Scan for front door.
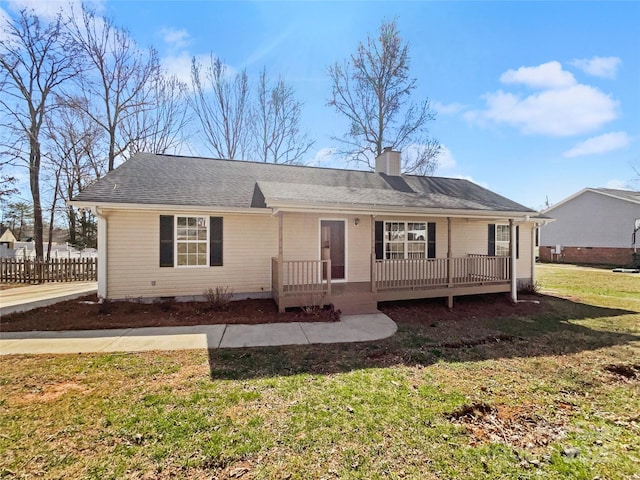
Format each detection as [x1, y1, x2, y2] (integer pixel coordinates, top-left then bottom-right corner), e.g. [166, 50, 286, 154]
[321, 220, 345, 280]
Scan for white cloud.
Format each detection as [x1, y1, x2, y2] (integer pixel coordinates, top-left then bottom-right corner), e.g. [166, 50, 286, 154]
[468, 61, 619, 137]
[159, 27, 190, 51]
[500, 61, 576, 90]
[435, 145, 456, 171]
[161, 51, 194, 84]
[571, 56, 621, 79]
[307, 147, 341, 168]
[432, 101, 466, 116]
[604, 179, 631, 190]
[0, 7, 11, 40]
[563, 131, 632, 158]
[6, 0, 105, 20]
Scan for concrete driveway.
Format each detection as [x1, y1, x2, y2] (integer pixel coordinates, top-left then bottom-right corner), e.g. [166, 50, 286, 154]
[0, 281, 97, 316]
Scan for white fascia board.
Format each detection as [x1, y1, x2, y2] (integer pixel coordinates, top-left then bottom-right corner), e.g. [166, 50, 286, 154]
[268, 201, 537, 220]
[67, 200, 272, 216]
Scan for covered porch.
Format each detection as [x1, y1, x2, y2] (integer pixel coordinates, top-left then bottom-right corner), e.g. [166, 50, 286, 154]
[270, 211, 525, 313]
[271, 254, 512, 313]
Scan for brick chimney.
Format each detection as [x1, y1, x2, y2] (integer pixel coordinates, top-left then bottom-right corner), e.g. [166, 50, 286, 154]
[375, 147, 401, 176]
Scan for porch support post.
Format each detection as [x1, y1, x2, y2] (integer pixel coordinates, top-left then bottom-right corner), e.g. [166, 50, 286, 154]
[447, 216, 453, 308]
[277, 212, 284, 312]
[96, 210, 107, 299]
[510, 218, 517, 303]
[278, 212, 283, 261]
[531, 224, 537, 286]
[371, 215, 377, 293]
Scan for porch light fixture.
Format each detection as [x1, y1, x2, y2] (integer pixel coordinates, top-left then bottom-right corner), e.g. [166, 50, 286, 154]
[354, 218, 360, 226]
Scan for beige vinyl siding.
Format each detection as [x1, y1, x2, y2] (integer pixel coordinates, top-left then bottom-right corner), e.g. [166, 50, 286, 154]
[105, 210, 277, 299]
[379, 217, 534, 280]
[281, 212, 371, 283]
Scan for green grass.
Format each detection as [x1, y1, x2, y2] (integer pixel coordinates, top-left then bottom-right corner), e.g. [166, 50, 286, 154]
[1, 264, 639, 479]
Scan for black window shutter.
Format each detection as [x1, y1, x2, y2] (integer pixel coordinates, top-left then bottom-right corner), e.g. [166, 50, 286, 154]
[210, 216, 223, 266]
[488, 224, 496, 256]
[159, 215, 174, 267]
[516, 225, 520, 259]
[427, 222, 436, 258]
[374, 221, 384, 260]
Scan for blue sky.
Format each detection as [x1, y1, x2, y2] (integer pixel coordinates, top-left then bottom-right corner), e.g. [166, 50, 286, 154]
[2, 0, 639, 210]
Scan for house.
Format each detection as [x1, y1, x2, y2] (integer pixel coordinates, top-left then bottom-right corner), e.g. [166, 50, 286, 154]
[0, 225, 17, 249]
[70, 150, 547, 313]
[540, 188, 640, 266]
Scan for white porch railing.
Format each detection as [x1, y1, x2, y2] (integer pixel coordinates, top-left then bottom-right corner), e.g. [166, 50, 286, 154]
[374, 255, 510, 290]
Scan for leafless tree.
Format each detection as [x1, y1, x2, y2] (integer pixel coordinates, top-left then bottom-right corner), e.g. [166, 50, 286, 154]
[0, 9, 81, 258]
[45, 99, 105, 249]
[251, 69, 314, 164]
[189, 55, 250, 159]
[328, 19, 440, 174]
[69, 5, 159, 171]
[125, 74, 191, 156]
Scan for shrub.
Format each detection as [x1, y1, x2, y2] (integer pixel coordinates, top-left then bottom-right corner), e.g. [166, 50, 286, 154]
[518, 282, 540, 295]
[155, 296, 176, 312]
[203, 286, 234, 311]
[97, 299, 112, 315]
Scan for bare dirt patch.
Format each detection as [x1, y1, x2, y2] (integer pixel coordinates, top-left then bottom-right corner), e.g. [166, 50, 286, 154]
[604, 363, 640, 381]
[0, 295, 339, 332]
[18, 381, 90, 404]
[446, 401, 569, 450]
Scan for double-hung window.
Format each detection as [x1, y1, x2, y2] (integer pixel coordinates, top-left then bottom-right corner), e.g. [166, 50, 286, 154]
[377, 221, 436, 259]
[488, 223, 519, 258]
[495, 224, 510, 257]
[160, 215, 223, 267]
[176, 216, 208, 266]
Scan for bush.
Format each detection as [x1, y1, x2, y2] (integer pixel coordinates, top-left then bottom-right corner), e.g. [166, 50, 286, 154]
[155, 296, 176, 312]
[518, 282, 540, 295]
[203, 286, 234, 311]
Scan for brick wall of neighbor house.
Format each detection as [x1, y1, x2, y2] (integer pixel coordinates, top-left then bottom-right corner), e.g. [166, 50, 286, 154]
[105, 209, 278, 299]
[539, 246, 634, 266]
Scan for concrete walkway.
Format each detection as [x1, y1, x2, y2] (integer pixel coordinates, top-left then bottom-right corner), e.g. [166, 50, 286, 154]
[0, 282, 98, 316]
[0, 313, 397, 355]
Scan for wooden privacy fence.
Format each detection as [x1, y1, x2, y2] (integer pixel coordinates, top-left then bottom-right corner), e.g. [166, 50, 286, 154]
[0, 258, 98, 283]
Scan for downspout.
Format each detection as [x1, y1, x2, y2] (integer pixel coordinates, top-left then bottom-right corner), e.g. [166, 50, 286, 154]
[531, 224, 537, 286]
[94, 207, 108, 300]
[510, 219, 517, 303]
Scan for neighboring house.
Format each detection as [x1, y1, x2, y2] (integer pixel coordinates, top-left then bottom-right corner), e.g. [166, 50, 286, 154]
[70, 150, 547, 313]
[540, 188, 640, 266]
[0, 238, 98, 260]
[0, 226, 17, 249]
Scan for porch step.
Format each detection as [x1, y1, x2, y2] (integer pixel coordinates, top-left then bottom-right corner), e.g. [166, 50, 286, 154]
[331, 292, 379, 315]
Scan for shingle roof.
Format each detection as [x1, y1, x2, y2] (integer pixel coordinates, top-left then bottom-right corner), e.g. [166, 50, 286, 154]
[73, 153, 537, 214]
[591, 188, 640, 204]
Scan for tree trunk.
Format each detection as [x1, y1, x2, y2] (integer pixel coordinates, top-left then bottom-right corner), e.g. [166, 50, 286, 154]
[30, 140, 44, 260]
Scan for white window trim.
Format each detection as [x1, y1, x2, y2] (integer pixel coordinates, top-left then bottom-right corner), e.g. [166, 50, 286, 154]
[175, 215, 210, 268]
[495, 224, 510, 257]
[383, 221, 430, 260]
[318, 218, 348, 283]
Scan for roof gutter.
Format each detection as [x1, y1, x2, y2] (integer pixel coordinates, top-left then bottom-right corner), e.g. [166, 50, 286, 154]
[268, 202, 543, 221]
[68, 200, 273, 215]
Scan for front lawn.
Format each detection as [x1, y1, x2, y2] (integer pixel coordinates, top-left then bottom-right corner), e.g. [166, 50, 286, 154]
[1, 264, 638, 479]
